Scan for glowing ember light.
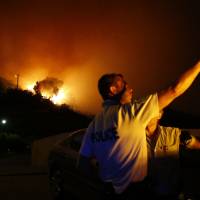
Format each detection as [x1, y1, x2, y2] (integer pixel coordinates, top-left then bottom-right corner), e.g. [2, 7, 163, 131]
[24, 81, 70, 105]
[41, 92, 50, 99]
[26, 84, 35, 92]
[50, 88, 66, 104]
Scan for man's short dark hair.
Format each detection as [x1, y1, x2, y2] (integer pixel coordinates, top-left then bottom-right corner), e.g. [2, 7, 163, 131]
[98, 73, 123, 100]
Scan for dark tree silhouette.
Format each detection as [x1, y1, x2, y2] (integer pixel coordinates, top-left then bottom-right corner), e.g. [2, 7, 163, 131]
[0, 88, 91, 141]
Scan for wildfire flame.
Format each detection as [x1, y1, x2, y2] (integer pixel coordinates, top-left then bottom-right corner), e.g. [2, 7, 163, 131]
[50, 88, 66, 104]
[26, 84, 35, 92]
[24, 81, 70, 105]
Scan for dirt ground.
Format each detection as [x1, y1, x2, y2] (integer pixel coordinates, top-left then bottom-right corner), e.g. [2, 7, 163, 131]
[0, 153, 52, 200]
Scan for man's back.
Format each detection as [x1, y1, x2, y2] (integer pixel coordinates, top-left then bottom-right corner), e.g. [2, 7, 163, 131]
[80, 94, 159, 194]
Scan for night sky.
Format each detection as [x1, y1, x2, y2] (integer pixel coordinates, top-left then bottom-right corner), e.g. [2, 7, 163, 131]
[0, 0, 199, 115]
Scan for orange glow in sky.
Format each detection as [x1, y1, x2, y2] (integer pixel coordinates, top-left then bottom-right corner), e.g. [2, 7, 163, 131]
[26, 83, 35, 92]
[0, 1, 199, 115]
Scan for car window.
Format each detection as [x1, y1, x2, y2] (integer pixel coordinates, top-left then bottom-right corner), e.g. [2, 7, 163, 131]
[70, 130, 85, 152]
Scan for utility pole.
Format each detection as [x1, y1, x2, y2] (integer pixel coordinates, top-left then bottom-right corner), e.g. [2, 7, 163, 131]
[15, 74, 20, 89]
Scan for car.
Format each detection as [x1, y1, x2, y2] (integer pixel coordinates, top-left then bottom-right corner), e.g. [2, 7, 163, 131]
[48, 128, 200, 200]
[48, 129, 113, 200]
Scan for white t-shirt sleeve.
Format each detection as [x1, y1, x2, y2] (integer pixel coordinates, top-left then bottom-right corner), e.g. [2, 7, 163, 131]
[136, 93, 159, 127]
[79, 121, 94, 157]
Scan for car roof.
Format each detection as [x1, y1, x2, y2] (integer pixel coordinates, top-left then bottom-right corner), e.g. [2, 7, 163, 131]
[54, 128, 86, 147]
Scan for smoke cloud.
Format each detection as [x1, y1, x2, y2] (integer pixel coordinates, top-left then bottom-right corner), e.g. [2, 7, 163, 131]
[33, 77, 63, 97]
[0, 77, 15, 92]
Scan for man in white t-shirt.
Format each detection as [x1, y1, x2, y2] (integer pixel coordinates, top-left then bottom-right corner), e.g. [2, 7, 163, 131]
[77, 61, 200, 199]
[146, 111, 200, 200]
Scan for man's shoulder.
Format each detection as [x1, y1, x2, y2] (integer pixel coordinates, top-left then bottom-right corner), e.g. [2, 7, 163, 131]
[133, 94, 150, 104]
[157, 126, 181, 146]
[158, 126, 181, 137]
[159, 126, 180, 131]
[132, 93, 158, 113]
[180, 130, 192, 146]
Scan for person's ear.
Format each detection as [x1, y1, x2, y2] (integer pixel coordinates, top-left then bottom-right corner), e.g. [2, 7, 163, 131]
[109, 85, 117, 96]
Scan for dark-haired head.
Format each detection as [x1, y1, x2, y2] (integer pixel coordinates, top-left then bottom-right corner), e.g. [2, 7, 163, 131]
[98, 73, 124, 101]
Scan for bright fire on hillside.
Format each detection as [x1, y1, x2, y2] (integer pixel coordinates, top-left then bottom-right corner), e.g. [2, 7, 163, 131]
[24, 78, 70, 105]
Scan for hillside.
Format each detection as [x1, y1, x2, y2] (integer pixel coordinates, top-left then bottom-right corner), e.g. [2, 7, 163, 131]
[0, 88, 91, 139]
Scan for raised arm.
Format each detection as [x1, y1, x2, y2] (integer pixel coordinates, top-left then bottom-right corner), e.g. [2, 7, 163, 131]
[180, 130, 200, 149]
[187, 136, 200, 149]
[158, 61, 200, 110]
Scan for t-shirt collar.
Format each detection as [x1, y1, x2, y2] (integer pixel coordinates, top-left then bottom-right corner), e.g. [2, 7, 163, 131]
[102, 99, 119, 107]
